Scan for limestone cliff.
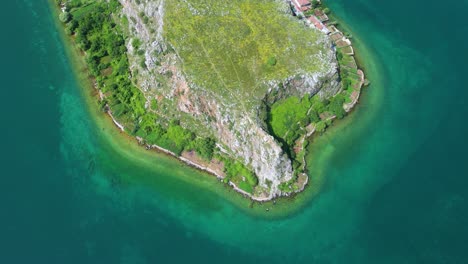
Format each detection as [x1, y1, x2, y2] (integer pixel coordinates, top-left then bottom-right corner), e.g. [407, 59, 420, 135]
[118, 0, 340, 199]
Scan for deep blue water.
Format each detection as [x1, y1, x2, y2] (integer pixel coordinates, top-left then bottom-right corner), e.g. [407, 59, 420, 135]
[0, 0, 467, 263]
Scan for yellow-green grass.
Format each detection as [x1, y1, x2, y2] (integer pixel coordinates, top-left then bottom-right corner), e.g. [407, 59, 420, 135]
[68, 0, 97, 19]
[164, 0, 329, 110]
[270, 96, 313, 139]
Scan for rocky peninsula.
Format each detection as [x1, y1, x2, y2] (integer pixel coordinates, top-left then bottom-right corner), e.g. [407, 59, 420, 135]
[54, 0, 367, 201]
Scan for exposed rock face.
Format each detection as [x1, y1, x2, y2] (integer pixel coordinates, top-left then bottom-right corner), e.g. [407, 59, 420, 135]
[118, 0, 340, 199]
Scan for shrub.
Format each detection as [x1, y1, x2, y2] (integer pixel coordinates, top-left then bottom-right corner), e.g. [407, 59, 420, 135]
[267, 56, 277, 67]
[309, 110, 320, 123]
[132, 38, 141, 50]
[315, 121, 327, 133]
[59, 12, 71, 23]
[189, 137, 216, 160]
[342, 78, 351, 90]
[328, 95, 346, 119]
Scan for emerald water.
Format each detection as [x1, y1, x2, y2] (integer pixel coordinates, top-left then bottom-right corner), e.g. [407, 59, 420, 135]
[1, 0, 467, 263]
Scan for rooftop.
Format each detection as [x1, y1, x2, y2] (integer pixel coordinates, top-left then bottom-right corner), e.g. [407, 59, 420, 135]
[292, 0, 311, 12]
[296, 0, 311, 6]
[308, 15, 330, 34]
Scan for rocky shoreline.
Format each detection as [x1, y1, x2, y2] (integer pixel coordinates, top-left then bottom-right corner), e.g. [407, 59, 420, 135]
[56, 0, 367, 202]
[104, 109, 272, 201]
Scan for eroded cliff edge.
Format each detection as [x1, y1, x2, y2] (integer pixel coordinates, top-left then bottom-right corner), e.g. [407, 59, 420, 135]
[119, 0, 340, 199]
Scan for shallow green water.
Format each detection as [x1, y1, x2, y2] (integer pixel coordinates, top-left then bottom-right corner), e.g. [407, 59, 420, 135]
[1, 0, 467, 263]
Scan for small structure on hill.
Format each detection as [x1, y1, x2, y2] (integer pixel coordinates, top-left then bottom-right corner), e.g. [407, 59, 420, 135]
[308, 15, 330, 34]
[314, 9, 329, 22]
[292, 0, 312, 13]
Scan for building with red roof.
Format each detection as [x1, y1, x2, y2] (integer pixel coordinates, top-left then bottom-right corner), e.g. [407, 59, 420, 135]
[292, 0, 312, 12]
[308, 15, 330, 34]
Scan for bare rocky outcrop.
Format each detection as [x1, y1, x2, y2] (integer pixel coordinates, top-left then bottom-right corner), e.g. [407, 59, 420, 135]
[118, 0, 341, 199]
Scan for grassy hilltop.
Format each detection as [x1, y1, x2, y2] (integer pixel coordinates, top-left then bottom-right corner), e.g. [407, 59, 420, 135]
[164, 0, 329, 108]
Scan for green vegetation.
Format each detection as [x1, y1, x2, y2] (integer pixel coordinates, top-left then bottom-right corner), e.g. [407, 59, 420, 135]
[59, 11, 71, 23]
[150, 99, 158, 110]
[269, 93, 346, 147]
[278, 174, 299, 192]
[267, 91, 348, 179]
[57, 0, 361, 197]
[269, 96, 314, 145]
[187, 138, 216, 160]
[60, 0, 217, 159]
[222, 159, 258, 194]
[328, 93, 346, 119]
[311, 0, 321, 8]
[264, 0, 367, 192]
[336, 49, 363, 107]
[164, 0, 328, 108]
[315, 121, 327, 133]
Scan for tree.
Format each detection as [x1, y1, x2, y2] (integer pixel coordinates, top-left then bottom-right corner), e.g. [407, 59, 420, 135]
[65, 19, 78, 35]
[315, 121, 327, 133]
[312, 99, 327, 113]
[132, 38, 141, 50]
[267, 56, 277, 67]
[336, 51, 344, 61]
[309, 110, 320, 123]
[145, 124, 166, 144]
[59, 11, 71, 23]
[192, 138, 216, 160]
[311, 0, 321, 8]
[167, 124, 194, 149]
[328, 95, 346, 119]
[342, 78, 351, 90]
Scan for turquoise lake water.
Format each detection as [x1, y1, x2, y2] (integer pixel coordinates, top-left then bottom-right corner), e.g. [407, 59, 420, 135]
[1, 0, 467, 263]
